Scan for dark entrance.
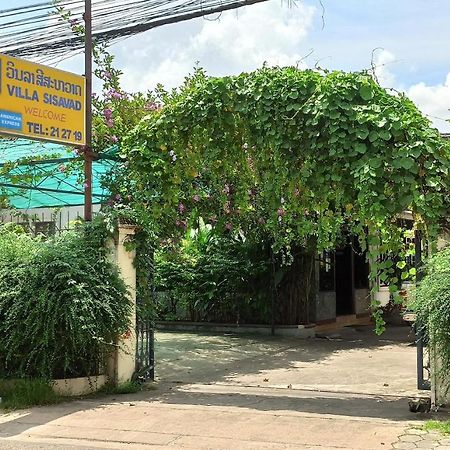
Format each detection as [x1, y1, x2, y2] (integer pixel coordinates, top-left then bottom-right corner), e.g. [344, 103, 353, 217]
[335, 244, 354, 315]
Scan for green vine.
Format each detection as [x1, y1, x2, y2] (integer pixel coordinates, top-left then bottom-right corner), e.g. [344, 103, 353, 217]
[121, 66, 450, 332]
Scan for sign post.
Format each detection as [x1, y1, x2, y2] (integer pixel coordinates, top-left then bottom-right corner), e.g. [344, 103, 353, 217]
[84, 0, 93, 221]
[0, 1, 94, 221]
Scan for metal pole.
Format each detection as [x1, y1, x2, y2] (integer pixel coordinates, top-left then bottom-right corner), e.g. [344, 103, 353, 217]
[414, 230, 428, 390]
[271, 248, 276, 336]
[83, 0, 93, 221]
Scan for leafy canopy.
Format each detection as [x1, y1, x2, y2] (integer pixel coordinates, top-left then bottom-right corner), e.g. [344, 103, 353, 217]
[123, 67, 448, 242]
[121, 66, 450, 330]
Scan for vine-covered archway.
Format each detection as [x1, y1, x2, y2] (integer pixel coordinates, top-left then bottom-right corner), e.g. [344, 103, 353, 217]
[122, 67, 450, 330]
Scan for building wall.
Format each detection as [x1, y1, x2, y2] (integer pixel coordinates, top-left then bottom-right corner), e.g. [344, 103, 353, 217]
[355, 288, 370, 316]
[315, 291, 336, 322]
[0, 205, 101, 233]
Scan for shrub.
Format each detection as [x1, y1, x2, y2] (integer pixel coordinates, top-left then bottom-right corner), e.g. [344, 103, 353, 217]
[101, 380, 142, 395]
[155, 226, 272, 323]
[0, 221, 132, 379]
[410, 247, 450, 378]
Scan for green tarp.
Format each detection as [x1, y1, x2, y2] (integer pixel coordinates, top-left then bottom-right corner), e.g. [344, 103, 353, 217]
[0, 138, 116, 209]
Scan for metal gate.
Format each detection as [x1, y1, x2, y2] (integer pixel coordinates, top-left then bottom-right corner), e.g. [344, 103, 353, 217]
[416, 327, 430, 390]
[134, 317, 155, 381]
[404, 311, 430, 390]
[414, 230, 430, 390]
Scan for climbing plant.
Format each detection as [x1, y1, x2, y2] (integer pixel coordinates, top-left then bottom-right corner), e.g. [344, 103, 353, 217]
[121, 66, 450, 332]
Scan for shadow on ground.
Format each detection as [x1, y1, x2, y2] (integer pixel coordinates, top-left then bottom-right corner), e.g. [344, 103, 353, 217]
[155, 325, 418, 396]
[0, 325, 425, 443]
[153, 385, 425, 422]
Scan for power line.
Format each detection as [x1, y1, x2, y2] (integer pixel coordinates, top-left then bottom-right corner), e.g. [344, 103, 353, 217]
[0, 0, 269, 61]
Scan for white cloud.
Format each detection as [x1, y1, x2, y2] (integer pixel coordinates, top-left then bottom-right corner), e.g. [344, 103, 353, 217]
[371, 49, 450, 132]
[116, 1, 316, 92]
[372, 49, 397, 88]
[191, 2, 314, 70]
[407, 73, 450, 133]
[55, 1, 449, 134]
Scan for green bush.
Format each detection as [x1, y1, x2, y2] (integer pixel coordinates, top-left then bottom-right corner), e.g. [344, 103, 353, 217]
[101, 380, 142, 395]
[0, 221, 132, 379]
[410, 247, 450, 378]
[155, 226, 272, 323]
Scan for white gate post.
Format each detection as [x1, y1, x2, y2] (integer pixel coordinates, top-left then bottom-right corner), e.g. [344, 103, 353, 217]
[107, 224, 137, 384]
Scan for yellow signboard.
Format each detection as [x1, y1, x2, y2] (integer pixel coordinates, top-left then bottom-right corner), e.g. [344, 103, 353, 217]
[0, 53, 86, 146]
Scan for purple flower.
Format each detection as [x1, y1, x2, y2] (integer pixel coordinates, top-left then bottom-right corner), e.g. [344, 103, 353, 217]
[104, 71, 112, 80]
[115, 193, 122, 201]
[277, 208, 285, 217]
[83, 182, 89, 189]
[193, 194, 200, 202]
[106, 88, 124, 100]
[106, 119, 114, 128]
[69, 18, 78, 26]
[103, 108, 113, 119]
[145, 101, 159, 111]
[178, 202, 185, 214]
[110, 135, 118, 143]
[225, 222, 233, 231]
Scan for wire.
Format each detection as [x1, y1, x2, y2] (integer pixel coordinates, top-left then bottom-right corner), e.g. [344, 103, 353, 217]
[0, 0, 269, 61]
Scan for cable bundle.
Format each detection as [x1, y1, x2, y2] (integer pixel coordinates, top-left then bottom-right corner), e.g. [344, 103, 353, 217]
[0, 0, 267, 64]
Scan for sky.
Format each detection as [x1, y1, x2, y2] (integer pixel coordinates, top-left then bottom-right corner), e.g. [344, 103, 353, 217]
[6, 0, 450, 132]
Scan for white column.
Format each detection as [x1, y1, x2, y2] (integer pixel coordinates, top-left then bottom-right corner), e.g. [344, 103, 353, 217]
[107, 224, 137, 384]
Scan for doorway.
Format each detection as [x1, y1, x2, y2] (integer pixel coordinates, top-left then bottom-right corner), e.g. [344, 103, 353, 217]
[335, 244, 354, 315]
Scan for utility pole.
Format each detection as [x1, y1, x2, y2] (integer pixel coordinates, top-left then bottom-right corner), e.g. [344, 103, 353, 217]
[83, 0, 93, 221]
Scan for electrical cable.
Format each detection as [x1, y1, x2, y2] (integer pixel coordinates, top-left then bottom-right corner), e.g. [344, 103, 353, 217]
[0, 0, 269, 60]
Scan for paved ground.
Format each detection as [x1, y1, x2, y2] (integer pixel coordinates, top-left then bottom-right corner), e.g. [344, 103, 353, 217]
[0, 326, 448, 449]
[155, 326, 420, 396]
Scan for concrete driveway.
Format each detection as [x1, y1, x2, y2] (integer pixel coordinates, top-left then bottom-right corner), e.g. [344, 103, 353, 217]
[155, 325, 419, 397]
[1, 325, 444, 450]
